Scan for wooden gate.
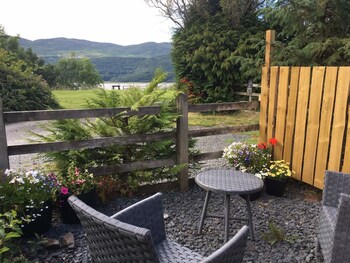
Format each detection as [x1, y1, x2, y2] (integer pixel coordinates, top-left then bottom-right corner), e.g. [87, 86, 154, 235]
[259, 66, 350, 189]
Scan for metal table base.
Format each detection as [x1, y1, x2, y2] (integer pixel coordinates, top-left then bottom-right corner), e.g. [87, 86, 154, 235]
[198, 191, 255, 243]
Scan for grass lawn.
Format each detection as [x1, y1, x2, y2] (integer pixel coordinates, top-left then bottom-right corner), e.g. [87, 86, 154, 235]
[53, 90, 260, 132]
[52, 89, 102, 109]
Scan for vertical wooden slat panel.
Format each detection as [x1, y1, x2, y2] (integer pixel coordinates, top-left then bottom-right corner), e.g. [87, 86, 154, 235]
[314, 67, 338, 189]
[292, 67, 311, 180]
[267, 67, 279, 142]
[342, 104, 350, 173]
[302, 67, 326, 185]
[274, 67, 289, 160]
[283, 67, 300, 165]
[328, 67, 350, 171]
[259, 67, 269, 143]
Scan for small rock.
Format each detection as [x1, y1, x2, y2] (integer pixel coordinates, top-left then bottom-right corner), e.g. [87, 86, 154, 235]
[163, 213, 169, 220]
[62, 232, 75, 247]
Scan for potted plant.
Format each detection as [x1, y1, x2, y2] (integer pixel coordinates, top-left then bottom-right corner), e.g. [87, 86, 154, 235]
[56, 163, 97, 224]
[222, 138, 277, 200]
[0, 169, 58, 237]
[262, 160, 294, 197]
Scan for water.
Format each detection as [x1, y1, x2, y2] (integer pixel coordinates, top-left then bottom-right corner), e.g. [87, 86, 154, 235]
[100, 82, 174, 90]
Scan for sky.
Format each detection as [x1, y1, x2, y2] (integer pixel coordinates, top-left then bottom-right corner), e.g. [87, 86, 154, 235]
[0, 0, 174, 45]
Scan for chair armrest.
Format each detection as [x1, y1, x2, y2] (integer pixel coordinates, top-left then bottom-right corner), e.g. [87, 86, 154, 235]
[201, 225, 249, 263]
[111, 192, 166, 245]
[329, 193, 350, 262]
[323, 171, 350, 207]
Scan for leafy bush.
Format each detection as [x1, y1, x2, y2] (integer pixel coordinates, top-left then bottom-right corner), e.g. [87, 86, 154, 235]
[0, 210, 23, 262]
[0, 49, 60, 111]
[34, 70, 188, 197]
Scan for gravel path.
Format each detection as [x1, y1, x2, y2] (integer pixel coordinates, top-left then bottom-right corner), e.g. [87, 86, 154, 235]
[8, 122, 324, 262]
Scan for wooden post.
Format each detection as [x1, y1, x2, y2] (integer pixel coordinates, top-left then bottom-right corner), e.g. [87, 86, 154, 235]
[0, 99, 9, 173]
[176, 93, 189, 192]
[265, 30, 275, 68]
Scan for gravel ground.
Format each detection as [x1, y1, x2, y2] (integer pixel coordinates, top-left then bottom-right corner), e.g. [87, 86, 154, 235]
[8, 122, 324, 262]
[23, 178, 324, 263]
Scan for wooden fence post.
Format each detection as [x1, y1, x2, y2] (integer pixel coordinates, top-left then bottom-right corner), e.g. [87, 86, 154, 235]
[265, 30, 275, 68]
[0, 99, 9, 173]
[176, 93, 189, 192]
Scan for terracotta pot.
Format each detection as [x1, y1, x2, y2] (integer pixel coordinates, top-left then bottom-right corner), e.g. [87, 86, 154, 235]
[59, 188, 97, 224]
[265, 177, 287, 197]
[21, 199, 53, 238]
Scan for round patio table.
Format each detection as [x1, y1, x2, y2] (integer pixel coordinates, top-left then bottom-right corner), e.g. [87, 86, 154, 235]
[195, 169, 264, 242]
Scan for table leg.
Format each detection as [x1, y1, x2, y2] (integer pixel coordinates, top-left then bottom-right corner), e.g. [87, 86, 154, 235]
[198, 191, 211, 234]
[245, 195, 255, 240]
[224, 194, 230, 243]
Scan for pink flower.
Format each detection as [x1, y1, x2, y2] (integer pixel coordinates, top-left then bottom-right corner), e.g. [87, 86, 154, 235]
[61, 186, 69, 195]
[74, 167, 80, 176]
[76, 179, 86, 185]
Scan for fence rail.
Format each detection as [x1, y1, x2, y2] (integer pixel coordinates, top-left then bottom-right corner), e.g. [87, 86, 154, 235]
[1, 94, 259, 191]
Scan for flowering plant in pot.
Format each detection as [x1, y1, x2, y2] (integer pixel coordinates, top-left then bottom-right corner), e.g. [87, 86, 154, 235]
[261, 160, 294, 197]
[222, 138, 277, 175]
[56, 163, 97, 224]
[0, 169, 58, 237]
[222, 138, 277, 200]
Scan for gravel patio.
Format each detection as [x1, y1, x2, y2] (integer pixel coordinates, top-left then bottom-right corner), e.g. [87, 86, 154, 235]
[22, 174, 324, 263]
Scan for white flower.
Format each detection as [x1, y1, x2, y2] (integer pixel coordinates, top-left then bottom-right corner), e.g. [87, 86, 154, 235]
[4, 169, 13, 176]
[9, 176, 25, 184]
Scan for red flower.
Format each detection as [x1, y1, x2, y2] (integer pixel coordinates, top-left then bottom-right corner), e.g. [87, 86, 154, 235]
[257, 142, 267, 149]
[269, 138, 277, 145]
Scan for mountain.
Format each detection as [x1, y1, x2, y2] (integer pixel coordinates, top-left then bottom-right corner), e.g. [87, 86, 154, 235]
[18, 37, 174, 82]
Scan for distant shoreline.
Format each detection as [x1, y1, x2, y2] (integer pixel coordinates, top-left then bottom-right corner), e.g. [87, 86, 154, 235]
[100, 82, 174, 90]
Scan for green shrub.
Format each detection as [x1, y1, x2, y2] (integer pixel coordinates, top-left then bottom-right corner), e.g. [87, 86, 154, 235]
[34, 70, 192, 197]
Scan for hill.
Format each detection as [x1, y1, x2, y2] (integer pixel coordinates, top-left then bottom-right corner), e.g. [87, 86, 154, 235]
[18, 37, 174, 81]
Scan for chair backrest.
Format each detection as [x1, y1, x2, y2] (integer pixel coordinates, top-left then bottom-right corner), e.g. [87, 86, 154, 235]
[201, 225, 249, 263]
[323, 171, 350, 207]
[112, 192, 166, 245]
[68, 195, 160, 263]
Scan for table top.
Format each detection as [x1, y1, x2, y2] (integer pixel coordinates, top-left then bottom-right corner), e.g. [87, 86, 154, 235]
[195, 169, 264, 195]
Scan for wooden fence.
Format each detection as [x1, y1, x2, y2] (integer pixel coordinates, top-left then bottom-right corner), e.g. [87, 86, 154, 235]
[1, 94, 259, 192]
[259, 66, 350, 189]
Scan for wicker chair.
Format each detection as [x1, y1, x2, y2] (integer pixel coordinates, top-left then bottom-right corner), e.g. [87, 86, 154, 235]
[316, 171, 350, 263]
[68, 192, 249, 263]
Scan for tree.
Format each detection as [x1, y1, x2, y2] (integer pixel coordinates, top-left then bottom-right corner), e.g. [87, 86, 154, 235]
[0, 49, 60, 111]
[54, 55, 103, 89]
[0, 26, 59, 111]
[169, 0, 266, 102]
[262, 0, 350, 65]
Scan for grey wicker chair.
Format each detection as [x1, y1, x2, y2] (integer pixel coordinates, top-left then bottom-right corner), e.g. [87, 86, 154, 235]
[316, 171, 350, 263]
[68, 192, 249, 263]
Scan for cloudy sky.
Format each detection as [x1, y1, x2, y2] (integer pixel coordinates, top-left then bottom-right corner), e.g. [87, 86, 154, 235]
[0, 0, 174, 45]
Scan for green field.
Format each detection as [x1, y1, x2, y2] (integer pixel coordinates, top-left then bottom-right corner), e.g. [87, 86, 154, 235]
[53, 90, 260, 129]
[52, 89, 104, 109]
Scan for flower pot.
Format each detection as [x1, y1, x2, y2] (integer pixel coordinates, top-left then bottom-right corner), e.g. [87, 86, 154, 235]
[59, 188, 97, 224]
[21, 200, 53, 238]
[240, 189, 263, 201]
[265, 177, 287, 197]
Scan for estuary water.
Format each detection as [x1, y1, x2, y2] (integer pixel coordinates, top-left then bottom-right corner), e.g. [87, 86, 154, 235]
[100, 82, 174, 90]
